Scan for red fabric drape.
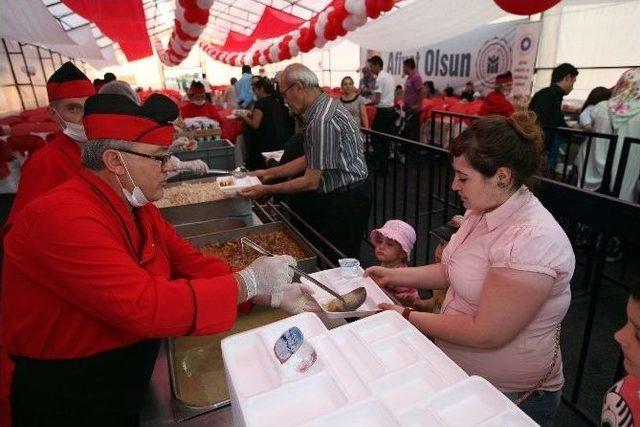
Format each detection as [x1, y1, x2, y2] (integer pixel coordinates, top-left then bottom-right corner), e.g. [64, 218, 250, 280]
[220, 6, 305, 52]
[62, 0, 152, 61]
[221, 31, 254, 52]
[251, 6, 304, 39]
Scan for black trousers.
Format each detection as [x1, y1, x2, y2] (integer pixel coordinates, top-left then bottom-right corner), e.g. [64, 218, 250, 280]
[400, 107, 421, 142]
[371, 108, 397, 173]
[290, 179, 371, 263]
[11, 340, 160, 427]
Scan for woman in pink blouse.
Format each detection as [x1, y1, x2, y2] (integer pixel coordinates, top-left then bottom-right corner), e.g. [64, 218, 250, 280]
[366, 111, 575, 426]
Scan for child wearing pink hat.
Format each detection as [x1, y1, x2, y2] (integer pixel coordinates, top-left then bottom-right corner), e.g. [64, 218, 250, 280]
[370, 220, 419, 302]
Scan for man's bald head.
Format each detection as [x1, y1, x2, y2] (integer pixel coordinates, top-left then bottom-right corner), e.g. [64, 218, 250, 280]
[280, 64, 320, 89]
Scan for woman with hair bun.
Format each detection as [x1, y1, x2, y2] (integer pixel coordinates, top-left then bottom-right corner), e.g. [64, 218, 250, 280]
[366, 111, 575, 426]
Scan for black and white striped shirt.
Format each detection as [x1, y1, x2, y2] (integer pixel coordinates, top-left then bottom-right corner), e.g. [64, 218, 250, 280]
[302, 93, 368, 194]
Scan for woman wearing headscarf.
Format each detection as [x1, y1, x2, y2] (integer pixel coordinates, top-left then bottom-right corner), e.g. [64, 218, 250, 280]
[578, 68, 640, 201]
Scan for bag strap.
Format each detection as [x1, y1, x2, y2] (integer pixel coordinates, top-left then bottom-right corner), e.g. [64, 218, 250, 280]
[515, 324, 561, 406]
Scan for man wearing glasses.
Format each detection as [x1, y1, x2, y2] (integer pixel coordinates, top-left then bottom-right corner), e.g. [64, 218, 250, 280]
[0, 93, 300, 425]
[240, 64, 371, 261]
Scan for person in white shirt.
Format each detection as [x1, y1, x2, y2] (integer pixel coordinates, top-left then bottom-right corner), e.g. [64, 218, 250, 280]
[578, 87, 612, 132]
[368, 55, 397, 175]
[223, 77, 238, 109]
[201, 73, 212, 103]
[575, 69, 640, 202]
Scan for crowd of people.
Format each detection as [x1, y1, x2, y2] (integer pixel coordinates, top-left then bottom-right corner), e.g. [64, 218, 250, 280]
[0, 54, 638, 427]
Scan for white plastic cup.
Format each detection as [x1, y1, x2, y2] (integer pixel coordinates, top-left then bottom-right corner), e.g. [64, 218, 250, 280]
[339, 258, 361, 279]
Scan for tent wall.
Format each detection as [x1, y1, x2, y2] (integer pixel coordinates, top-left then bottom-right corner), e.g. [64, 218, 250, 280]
[534, 1, 640, 101]
[0, 37, 87, 115]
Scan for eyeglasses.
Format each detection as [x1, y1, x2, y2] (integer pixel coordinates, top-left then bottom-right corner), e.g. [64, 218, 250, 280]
[116, 149, 171, 167]
[280, 82, 297, 98]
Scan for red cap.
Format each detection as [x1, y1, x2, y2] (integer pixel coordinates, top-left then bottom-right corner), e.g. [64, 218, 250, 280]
[188, 81, 206, 95]
[495, 71, 513, 85]
[46, 62, 95, 101]
[83, 93, 178, 146]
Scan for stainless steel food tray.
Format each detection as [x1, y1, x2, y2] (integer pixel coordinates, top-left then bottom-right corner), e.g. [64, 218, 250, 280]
[186, 221, 318, 273]
[158, 177, 252, 225]
[174, 217, 254, 239]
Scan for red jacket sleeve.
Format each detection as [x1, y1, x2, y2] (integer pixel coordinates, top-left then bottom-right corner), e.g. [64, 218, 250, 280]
[207, 104, 222, 122]
[11, 205, 237, 337]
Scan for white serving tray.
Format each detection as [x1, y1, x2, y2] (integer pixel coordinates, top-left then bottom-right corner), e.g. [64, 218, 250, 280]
[300, 267, 393, 319]
[216, 175, 261, 197]
[221, 311, 537, 427]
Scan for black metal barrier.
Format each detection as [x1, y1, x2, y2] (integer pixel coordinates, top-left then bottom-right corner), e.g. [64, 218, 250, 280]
[359, 127, 640, 425]
[430, 110, 640, 205]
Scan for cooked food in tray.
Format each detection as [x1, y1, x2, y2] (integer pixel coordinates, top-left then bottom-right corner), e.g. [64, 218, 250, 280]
[155, 181, 225, 208]
[199, 231, 307, 269]
[217, 176, 234, 187]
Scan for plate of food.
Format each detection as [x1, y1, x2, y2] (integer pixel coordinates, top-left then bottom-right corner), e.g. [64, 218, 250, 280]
[300, 268, 394, 319]
[231, 109, 251, 118]
[216, 175, 261, 197]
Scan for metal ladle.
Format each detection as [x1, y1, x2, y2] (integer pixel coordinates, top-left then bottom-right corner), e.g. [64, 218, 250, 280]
[240, 237, 367, 312]
[206, 166, 248, 178]
[176, 166, 248, 178]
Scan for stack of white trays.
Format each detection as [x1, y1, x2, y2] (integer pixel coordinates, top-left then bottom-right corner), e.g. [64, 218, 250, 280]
[221, 311, 538, 426]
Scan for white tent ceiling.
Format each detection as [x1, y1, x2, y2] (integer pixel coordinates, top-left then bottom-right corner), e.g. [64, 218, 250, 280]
[28, 0, 412, 65]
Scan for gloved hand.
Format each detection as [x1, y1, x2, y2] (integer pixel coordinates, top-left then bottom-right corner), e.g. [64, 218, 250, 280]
[165, 155, 182, 178]
[236, 255, 296, 299]
[183, 159, 209, 175]
[271, 283, 321, 314]
[171, 136, 198, 151]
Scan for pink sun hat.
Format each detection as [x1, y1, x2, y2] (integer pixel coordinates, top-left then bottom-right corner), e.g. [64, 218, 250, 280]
[370, 220, 417, 261]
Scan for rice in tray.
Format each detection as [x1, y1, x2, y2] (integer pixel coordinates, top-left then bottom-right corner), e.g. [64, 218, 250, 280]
[155, 181, 225, 208]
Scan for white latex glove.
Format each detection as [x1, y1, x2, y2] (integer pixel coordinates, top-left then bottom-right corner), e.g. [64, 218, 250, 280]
[237, 255, 296, 299]
[165, 155, 182, 178]
[171, 136, 198, 151]
[183, 159, 209, 175]
[271, 283, 321, 314]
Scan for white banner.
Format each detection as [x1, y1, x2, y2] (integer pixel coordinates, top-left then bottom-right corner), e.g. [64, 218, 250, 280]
[511, 22, 542, 96]
[360, 20, 541, 95]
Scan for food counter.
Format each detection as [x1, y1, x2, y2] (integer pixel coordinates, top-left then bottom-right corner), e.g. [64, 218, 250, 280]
[140, 209, 321, 426]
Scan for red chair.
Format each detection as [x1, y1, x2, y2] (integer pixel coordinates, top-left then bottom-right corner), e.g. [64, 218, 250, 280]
[27, 114, 53, 123]
[20, 107, 48, 119]
[447, 102, 469, 115]
[7, 134, 46, 155]
[465, 100, 483, 116]
[0, 116, 25, 126]
[10, 122, 58, 136]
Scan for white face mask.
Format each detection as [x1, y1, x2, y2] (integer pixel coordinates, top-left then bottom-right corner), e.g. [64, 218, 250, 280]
[193, 99, 205, 106]
[53, 109, 87, 142]
[116, 152, 150, 207]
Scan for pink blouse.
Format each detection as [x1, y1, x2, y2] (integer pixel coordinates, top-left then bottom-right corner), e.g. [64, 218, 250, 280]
[437, 186, 575, 392]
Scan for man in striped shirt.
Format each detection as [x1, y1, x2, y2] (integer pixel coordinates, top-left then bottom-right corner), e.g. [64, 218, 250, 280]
[240, 64, 371, 260]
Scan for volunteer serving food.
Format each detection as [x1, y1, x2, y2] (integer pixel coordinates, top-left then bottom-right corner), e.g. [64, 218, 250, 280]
[0, 92, 313, 425]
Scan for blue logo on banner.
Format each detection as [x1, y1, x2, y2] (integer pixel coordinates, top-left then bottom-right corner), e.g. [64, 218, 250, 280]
[520, 36, 532, 52]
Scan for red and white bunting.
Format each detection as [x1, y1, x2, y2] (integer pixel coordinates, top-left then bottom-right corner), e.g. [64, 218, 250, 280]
[199, 0, 396, 66]
[155, 0, 214, 66]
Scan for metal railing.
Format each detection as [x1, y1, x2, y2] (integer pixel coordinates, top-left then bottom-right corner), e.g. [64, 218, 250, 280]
[430, 110, 640, 205]
[360, 126, 640, 425]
